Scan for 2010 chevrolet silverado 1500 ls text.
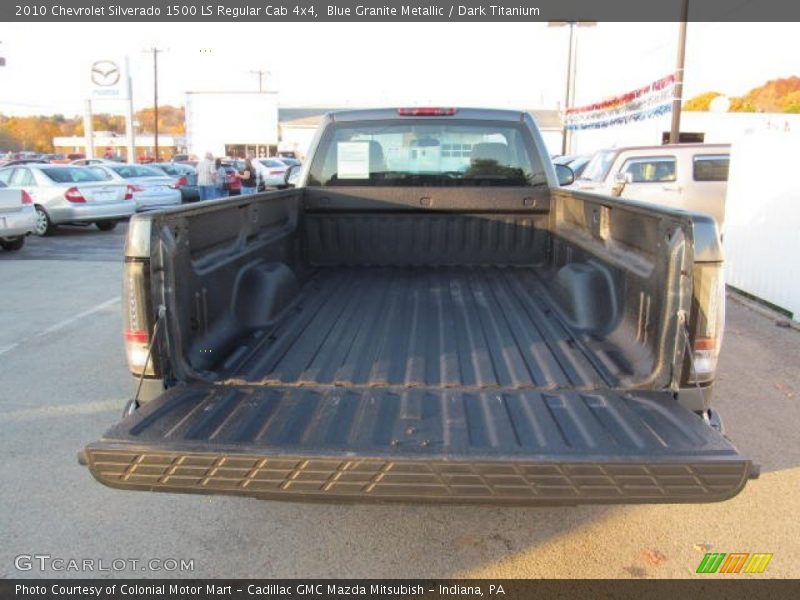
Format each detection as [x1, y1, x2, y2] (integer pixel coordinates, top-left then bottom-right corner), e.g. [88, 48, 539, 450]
[81, 108, 756, 504]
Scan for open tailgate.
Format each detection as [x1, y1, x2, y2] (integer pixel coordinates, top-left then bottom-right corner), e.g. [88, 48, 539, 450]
[83, 386, 752, 504]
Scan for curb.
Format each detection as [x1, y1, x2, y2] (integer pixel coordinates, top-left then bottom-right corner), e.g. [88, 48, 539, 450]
[726, 289, 800, 332]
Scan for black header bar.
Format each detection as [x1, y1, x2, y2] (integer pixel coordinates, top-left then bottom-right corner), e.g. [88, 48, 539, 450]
[3, 0, 800, 22]
[3, 579, 800, 600]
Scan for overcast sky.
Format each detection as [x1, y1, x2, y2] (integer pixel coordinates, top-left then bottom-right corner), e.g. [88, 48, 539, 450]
[0, 22, 798, 116]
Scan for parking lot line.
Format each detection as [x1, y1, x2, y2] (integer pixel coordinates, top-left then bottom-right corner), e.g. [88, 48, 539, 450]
[0, 398, 125, 422]
[0, 296, 120, 357]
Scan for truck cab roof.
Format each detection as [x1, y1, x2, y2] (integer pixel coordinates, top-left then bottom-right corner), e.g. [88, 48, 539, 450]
[327, 107, 528, 122]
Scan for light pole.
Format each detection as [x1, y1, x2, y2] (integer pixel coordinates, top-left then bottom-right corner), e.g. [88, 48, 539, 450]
[548, 21, 595, 155]
[669, 0, 690, 144]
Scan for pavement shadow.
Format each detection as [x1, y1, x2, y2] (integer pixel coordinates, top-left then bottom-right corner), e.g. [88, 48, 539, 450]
[186, 498, 618, 578]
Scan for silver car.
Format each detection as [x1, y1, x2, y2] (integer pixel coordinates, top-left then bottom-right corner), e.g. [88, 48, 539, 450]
[0, 165, 135, 236]
[0, 181, 37, 251]
[256, 158, 290, 188]
[70, 158, 118, 166]
[86, 164, 182, 211]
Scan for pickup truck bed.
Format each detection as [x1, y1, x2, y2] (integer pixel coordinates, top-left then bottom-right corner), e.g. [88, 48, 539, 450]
[223, 265, 620, 388]
[84, 188, 750, 504]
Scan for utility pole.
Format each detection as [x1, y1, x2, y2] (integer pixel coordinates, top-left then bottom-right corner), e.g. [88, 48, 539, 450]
[144, 46, 164, 160]
[669, 0, 689, 144]
[83, 100, 94, 160]
[563, 23, 577, 155]
[548, 21, 595, 155]
[124, 56, 136, 164]
[249, 69, 270, 92]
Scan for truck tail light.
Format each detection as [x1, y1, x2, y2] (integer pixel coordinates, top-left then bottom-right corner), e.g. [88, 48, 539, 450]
[397, 107, 457, 116]
[123, 258, 159, 377]
[21, 190, 33, 205]
[64, 187, 86, 203]
[686, 263, 726, 384]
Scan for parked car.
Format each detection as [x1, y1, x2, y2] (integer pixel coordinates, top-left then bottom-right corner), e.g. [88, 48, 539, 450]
[85, 164, 182, 211]
[83, 108, 751, 506]
[275, 156, 301, 168]
[44, 153, 71, 164]
[71, 158, 118, 167]
[553, 154, 591, 180]
[256, 158, 289, 188]
[575, 144, 730, 231]
[0, 159, 48, 167]
[219, 161, 242, 196]
[0, 165, 134, 236]
[171, 154, 190, 163]
[0, 180, 36, 250]
[149, 162, 200, 202]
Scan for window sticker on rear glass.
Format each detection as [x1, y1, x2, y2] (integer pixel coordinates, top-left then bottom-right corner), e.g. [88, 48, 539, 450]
[337, 142, 370, 179]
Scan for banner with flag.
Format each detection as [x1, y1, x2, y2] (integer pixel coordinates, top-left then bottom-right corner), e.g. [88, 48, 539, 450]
[565, 75, 675, 130]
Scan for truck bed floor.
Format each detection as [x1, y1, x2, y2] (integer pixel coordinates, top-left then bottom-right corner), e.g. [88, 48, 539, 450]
[223, 266, 628, 390]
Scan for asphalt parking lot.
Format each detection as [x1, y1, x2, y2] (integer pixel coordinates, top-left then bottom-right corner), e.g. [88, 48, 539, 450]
[1, 224, 799, 579]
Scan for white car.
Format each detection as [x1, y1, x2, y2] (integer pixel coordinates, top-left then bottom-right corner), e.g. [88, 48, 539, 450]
[86, 164, 182, 211]
[0, 181, 37, 250]
[70, 158, 118, 166]
[0, 165, 135, 236]
[256, 158, 290, 188]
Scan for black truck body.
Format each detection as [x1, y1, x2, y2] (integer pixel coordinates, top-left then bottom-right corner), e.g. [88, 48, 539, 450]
[83, 109, 753, 504]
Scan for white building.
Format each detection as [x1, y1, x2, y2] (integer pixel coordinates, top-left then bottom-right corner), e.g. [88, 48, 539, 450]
[185, 91, 279, 158]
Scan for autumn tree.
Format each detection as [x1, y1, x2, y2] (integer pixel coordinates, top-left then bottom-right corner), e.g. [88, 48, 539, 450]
[135, 105, 185, 134]
[684, 91, 722, 111]
[780, 90, 800, 113]
[729, 97, 756, 112]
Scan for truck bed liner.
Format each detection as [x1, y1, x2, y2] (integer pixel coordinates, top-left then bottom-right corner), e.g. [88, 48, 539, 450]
[224, 266, 627, 390]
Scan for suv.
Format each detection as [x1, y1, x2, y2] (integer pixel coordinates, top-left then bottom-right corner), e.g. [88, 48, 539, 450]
[575, 144, 730, 231]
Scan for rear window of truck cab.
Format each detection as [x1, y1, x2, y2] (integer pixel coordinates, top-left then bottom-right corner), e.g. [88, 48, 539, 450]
[307, 119, 546, 187]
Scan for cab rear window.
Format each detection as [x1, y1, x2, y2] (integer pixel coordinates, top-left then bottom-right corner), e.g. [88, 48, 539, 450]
[307, 119, 546, 187]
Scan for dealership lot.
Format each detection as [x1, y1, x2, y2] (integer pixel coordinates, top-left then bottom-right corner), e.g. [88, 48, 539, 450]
[1, 227, 799, 579]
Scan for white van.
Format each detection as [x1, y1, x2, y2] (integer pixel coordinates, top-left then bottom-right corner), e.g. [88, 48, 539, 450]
[574, 144, 730, 230]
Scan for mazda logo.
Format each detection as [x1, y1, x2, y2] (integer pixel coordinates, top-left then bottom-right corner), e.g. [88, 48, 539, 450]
[91, 60, 120, 87]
